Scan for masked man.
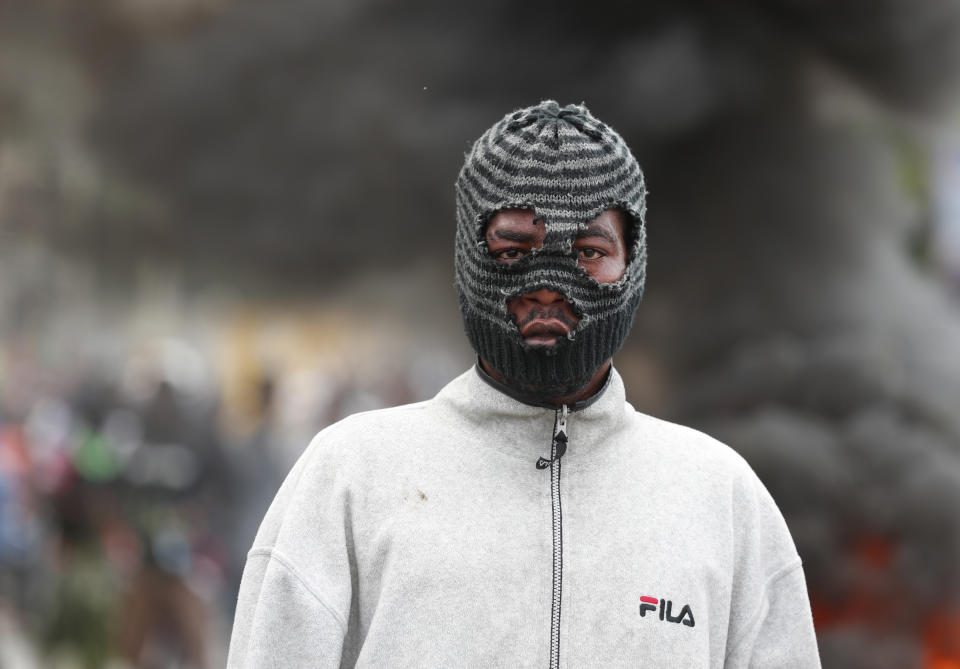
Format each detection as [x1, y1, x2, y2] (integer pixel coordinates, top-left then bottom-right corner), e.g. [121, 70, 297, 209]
[227, 101, 821, 668]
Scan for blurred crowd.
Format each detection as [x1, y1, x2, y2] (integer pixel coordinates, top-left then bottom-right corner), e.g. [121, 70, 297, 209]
[0, 339, 459, 668]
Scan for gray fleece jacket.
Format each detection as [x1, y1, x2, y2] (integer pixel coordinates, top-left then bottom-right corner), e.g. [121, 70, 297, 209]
[227, 367, 820, 668]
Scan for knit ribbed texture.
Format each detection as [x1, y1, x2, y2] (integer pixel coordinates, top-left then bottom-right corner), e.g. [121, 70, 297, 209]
[455, 100, 647, 396]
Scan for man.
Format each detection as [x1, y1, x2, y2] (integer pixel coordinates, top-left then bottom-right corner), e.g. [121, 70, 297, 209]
[227, 101, 821, 668]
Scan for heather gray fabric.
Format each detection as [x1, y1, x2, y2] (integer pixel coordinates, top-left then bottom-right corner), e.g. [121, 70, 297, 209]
[455, 101, 647, 396]
[227, 367, 820, 668]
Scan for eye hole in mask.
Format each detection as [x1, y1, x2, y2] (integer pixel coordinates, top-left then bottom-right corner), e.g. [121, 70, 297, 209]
[483, 207, 631, 284]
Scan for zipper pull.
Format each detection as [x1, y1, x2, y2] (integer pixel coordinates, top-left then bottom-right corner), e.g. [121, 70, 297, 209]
[554, 404, 568, 458]
[536, 404, 570, 469]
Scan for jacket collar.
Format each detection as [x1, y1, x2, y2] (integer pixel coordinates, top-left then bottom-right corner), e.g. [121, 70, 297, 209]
[434, 363, 630, 462]
[473, 361, 612, 412]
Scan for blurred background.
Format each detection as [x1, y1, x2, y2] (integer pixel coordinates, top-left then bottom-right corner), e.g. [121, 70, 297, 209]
[2, 0, 960, 667]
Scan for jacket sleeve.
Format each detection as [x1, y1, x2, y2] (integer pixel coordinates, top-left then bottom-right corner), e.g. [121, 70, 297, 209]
[226, 428, 355, 668]
[227, 549, 347, 667]
[723, 470, 821, 668]
[723, 560, 820, 668]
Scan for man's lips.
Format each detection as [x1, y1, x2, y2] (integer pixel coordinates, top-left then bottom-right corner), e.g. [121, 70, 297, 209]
[519, 319, 571, 337]
[518, 319, 571, 346]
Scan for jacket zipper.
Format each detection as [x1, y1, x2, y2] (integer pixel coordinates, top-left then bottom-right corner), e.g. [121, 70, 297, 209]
[536, 404, 569, 669]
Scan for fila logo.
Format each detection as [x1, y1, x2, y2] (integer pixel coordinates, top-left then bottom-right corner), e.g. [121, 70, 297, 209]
[639, 595, 695, 628]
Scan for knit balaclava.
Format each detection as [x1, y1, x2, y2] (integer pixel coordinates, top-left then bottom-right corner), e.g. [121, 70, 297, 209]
[455, 100, 648, 399]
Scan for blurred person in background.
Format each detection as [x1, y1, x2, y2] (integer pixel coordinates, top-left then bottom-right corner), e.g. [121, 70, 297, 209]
[221, 375, 286, 610]
[3, 362, 229, 668]
[227, 101, 820, 667]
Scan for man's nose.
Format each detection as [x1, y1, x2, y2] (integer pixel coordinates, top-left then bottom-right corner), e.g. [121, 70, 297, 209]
[522, 287, 567, 305]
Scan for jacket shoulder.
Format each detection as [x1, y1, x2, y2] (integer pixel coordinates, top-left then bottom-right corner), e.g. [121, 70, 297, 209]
[309, 398, 437, 456]
[628, 409, 802, 561]
[248, 400, 438, 555]
[627, 409, 756, 479]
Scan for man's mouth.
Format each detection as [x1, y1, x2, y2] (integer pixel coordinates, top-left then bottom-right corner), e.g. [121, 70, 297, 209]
[518, 319, 572, 347]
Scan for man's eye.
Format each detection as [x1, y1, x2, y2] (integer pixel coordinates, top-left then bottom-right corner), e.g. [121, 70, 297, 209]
[578, 247, 605, 260]
[494, 248, 527, 262]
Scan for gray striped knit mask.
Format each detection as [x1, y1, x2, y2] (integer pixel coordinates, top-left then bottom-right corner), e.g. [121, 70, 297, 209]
[455, 101, 647, 398]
